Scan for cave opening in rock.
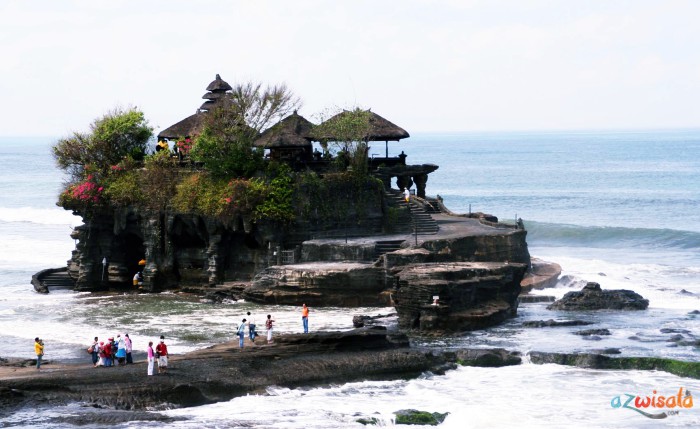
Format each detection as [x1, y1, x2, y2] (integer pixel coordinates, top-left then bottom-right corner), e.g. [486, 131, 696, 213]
[123, 233, 146, 281]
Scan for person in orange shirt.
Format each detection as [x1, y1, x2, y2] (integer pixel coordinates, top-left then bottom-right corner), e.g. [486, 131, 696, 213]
[301, 303, 309, 333]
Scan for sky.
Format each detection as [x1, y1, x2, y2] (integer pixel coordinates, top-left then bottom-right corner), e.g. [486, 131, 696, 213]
[1, 0, 699, 137]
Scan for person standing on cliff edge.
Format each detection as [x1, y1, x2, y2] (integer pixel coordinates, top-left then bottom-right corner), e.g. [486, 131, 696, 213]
[302, 304, 309, 333]
[146, 341, 155, 376]
[155, 336, 168, 374]
[265, 314, 275, 343]
[34, 337, 44, 369]
[237, 319, 247, 348]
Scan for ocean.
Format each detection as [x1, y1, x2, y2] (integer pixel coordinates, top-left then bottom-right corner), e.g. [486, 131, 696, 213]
[1, 130, 699, 428]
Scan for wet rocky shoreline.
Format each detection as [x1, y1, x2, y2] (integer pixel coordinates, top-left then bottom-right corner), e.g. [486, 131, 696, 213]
[2, 322, 700, 421]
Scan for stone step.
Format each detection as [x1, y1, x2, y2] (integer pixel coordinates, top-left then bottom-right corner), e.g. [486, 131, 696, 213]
[42, 272, 75, 289]
[374, 239, 405, 259]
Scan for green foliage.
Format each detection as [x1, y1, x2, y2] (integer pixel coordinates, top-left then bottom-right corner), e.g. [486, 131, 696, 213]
[104, 170, 144, 207]
[255, 171, 294, 223]
[172, 173, 228, 217]
[190, 82, 300, 179]
[312, 107, 372, 174]
[296, 171, 383, 226]
[191, 125, 265, 179]
[220, 178, 267, 220]
[140, 150, 179, 211]
[53, 107, 153, 183]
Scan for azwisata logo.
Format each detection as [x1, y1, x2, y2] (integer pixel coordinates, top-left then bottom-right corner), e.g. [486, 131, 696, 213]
[611, 387, 693, 419]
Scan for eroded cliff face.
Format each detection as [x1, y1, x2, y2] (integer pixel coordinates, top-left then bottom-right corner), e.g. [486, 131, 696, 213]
[65, 190, 388, 292]
[393, 262, 526, 332]
[63, 199, 532, 332]
[245, 262, 389, 306]
[67, 208, 274, 291]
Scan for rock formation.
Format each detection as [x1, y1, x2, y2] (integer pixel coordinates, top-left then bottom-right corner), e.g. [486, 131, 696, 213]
[547, 282, 649, 311]
[393, 262, 526, 332]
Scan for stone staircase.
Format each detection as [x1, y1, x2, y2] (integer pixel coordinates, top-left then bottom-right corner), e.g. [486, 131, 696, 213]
[384, 189, 439, 235]
[374, 239, 405, 259]
[32, 269, 75, 293]
[42, 271, 75, 290]
[408, 200, 439, 235]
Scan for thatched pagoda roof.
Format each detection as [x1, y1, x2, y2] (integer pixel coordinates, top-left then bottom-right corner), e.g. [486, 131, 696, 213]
[206, 74, 232, 92]
[158, 112, 205, 139]
[315, 110, 410, 142]
[254, 111, 315, 148]
[202, 92, 227, 100]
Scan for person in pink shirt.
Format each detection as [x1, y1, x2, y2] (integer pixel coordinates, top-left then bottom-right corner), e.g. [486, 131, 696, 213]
[147, 341, 155, 376]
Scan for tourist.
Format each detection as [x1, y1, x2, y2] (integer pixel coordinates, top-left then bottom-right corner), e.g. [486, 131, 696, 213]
[302, 303, 309, 333]
[147, 341, 155, 376]
[97, 341, 105, 366]
[115, 334, 126, 365]
[265, 314, 275, 344]
[237, 318, 247, 348]
[103, 338, 113, 367]
[247, 311, 257, 342]
[155, 336, 168, 374]
[34, 337, 44, 369]
[90, 336, 99, 367]
[110, 337, 117, 364]
[404, 188, 410, 203]
[124, 333, 133, 364]
[133, 271, 143, 287]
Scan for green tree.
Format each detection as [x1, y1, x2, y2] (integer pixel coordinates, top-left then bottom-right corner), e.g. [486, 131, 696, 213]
[190, 82, 301, 179]
[53, 107, 153, 182]
[312, 107, 371, 174]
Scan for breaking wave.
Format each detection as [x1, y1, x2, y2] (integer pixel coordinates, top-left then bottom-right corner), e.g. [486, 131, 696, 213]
[524, 220, 700, 250]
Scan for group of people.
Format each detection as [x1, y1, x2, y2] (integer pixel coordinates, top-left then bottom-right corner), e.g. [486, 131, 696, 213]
[237, 312, 275, 348]
[87, 334, 168, 375]
[235, 303, 311, 348]
[88, 333, 134, 367]
[34, 304, 313, 371]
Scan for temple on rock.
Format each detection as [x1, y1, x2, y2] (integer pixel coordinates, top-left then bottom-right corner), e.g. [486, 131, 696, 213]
[37, 73, 534, 334]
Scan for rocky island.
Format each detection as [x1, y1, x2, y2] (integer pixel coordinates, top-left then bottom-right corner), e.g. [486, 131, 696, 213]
[23, 74, 687, 421]
[37, 74, 535, 334]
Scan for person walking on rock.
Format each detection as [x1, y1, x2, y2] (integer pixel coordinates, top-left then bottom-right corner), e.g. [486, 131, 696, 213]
[147, 341, 155, 376]
[115, 334, 126, 366]
[247, 311, 257, 342]
[97, 341, 106, 367]
[237, 318, 247, 348]
[124, 334, 133, 364]
[302, 303, 309, 333]
[90, 336, 99, 367]
[103, 338, 113, 367]
[34, 337, 44, 369]
[155, 336, 168, 374]
[265, 314, 275, 344]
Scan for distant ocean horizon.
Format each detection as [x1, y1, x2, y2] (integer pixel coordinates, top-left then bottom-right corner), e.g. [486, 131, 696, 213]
[1, 129, 699, 427]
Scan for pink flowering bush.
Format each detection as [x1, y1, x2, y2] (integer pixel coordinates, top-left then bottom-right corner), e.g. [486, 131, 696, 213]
[59, 174, 104, 207]
[176, 138, 193, 156]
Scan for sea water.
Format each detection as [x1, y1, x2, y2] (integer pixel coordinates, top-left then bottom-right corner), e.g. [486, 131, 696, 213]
[0, 131, 699, 428]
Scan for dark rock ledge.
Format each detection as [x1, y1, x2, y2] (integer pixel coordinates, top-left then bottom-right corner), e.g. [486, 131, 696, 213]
[529, 351, 700, 379]
[0, 328, 515, 415]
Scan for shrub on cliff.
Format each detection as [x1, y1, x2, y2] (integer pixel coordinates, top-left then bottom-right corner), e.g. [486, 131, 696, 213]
[53, 107, 153, 183]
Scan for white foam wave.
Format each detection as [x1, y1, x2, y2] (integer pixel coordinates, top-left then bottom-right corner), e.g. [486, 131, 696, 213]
[0, 206, 81, 226]
[0, 234, 75, 270]
[531, 249, 700, 311]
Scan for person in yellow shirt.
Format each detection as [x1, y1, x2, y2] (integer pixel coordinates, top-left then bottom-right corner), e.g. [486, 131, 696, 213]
[34, 337, 44, 369]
